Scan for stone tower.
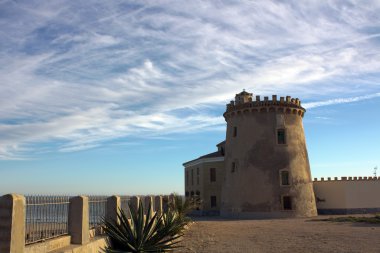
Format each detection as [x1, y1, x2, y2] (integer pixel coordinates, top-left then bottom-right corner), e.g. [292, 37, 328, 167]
[220, 91, 317, 218]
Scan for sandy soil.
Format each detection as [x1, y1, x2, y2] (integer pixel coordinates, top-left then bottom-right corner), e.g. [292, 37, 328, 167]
[177, 216, 380, 253]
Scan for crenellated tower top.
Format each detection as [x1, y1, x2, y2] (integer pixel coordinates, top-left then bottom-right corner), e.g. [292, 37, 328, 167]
[224, 90, 306, 119]
[235, 90, 253, 104]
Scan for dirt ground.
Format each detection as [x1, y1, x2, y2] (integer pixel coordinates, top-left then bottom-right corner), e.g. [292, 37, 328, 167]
[177, 216, 380, 253]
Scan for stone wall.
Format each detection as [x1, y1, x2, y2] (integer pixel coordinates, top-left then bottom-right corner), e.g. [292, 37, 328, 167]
[222, 99, 317, 218]
[313, 177, 380, 214]
[0, 194, 172, 253]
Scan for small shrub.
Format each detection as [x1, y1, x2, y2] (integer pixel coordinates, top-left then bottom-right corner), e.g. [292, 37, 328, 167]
[103, 200, 186, 253]
[313, 213, 380, 224]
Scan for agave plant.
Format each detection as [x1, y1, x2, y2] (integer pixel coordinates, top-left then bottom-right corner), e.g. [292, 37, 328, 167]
[103, 200, 185, 253]
[168, 194, 200, 224]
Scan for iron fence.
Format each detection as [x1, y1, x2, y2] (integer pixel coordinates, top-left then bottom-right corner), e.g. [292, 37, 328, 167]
[88, 196, 107, 232]
[25, 196, 70, 245]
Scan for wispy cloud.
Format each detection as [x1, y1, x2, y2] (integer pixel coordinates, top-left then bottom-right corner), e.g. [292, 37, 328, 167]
[303, 93, 380, 109]
[1, 0, 380, 159]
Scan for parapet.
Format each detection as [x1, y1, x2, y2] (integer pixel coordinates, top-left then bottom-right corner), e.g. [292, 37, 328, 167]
[313, 177, 380, 182]
[224, 94, 305, 118]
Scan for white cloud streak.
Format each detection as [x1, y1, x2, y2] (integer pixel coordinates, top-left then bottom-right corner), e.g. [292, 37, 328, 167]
[303, 93, 380, 109]
[0, 0, 380, 159]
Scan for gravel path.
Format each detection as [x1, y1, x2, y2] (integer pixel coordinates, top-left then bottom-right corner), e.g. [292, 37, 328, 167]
[177, 216, 380, 253]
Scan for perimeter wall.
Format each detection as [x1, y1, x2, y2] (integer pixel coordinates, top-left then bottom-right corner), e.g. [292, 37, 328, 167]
[313, 177, 380, 214]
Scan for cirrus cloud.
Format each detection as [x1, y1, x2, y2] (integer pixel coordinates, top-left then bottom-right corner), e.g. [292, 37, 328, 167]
[0, 0, 380, 159]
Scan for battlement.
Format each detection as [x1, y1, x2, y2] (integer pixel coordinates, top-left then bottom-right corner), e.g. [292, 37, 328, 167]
[224, 94, 305, 118]
[313, 176, 380, 182]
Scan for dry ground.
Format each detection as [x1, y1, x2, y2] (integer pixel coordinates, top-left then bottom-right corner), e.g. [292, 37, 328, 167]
[177, 216, 380, 253]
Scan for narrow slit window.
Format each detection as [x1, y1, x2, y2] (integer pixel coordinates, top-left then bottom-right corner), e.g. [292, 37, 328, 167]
[233, 127, 237, 137]
[283, 196, 292, 210]
[231, 162, 236, 173]
[210, 168, 216, 182]
[197, 168, 200, 185]
[281, 171, 290, 186]
[211, 196, 217, 208]
[277, 129, 286, 144]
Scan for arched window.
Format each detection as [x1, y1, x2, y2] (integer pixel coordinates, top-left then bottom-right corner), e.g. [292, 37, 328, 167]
[190, 191, 194, 197]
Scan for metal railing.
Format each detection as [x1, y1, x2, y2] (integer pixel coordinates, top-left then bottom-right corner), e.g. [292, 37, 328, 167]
[25, 196, 70, 245]
[88, 196, 107, 232]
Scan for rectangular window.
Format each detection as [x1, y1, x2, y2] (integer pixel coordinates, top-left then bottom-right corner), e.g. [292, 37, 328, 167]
[277, 129, 286, 144]
[231, 162, 236, 173]
[210, 168, 216, 182]
[282, 196, 292, 210]
[211, 196, 217, 208]
[197, 168, 200, 185]
[191, 169, 194, 186]
[281, 171, 290, 186]
[186, 171, 189, 185]
[233, 127, 237, 137]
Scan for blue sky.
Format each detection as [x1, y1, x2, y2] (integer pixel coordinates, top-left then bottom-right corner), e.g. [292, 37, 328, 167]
[0, 0, 379, 195]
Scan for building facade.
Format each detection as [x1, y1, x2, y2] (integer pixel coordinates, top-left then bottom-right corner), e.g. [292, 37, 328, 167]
[183, 90, 380, 217]
[183, 142, 225, 214]
[184, 90, 317, 218]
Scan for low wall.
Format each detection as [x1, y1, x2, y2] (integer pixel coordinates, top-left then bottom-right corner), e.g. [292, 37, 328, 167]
[25, 236, 106, 253]
[0, 194, 174, 253]
[25, 236, 71, 253]
[313, 177, 380, 214]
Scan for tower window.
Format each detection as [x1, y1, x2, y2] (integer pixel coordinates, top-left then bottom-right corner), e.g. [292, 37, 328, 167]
[210, 168, 216, 182]
[277, 129, 286, 144]
[282, 196, 292, 210]
[280, 170, 290, 186]
[197, 168, 200, 185]
[233, 127, 237, 137]
[231, 162, 236, 173]
[211, 196, 217, 208]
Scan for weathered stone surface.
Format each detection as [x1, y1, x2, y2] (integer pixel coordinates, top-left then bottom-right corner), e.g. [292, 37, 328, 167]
[0, 194, 26, 253]
[106, 196, 120, 225]
[129, 196, 140, 212]
[68, 196, 89, 245]
[221, 92, 317, 218]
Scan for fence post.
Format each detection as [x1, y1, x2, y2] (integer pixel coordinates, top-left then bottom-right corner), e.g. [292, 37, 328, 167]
[106, 196, 120, 224]
[162, 196, 169, 212]
[144, 196, 154, 217]
[154, 196, 163, 214]
[68, 196, 89, 245]
[0, 194, 25, 253]
[169, 194, 176, 207]
[130, 196, 140, 212]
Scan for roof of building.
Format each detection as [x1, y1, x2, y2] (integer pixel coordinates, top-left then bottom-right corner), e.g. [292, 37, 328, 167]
[199, 151, 221, 159]
[236, 90, 252, 96]
[182, 151, 223, 166]
[216, 140, 226, 147]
